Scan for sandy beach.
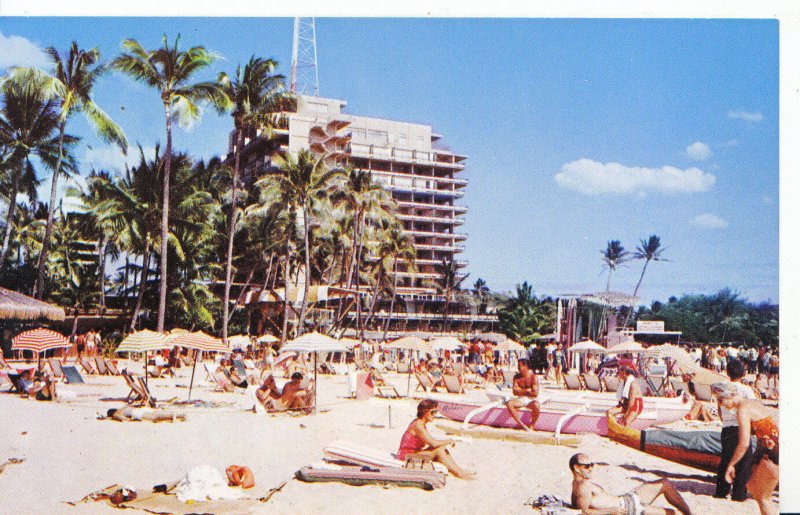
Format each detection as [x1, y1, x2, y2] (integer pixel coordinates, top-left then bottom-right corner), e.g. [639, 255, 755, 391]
[0, 362, 773, 514]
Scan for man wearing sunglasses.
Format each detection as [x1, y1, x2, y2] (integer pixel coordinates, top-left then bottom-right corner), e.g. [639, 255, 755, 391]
[569, 453, 692, 514]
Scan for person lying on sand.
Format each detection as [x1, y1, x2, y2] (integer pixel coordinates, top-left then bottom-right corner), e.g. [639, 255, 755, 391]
[570, 453, 692, 514]
[397, 399, 476, 480]
[505, 359, 541, 433]
[255, 373, 312, 412]
[106, 406, 186, 422]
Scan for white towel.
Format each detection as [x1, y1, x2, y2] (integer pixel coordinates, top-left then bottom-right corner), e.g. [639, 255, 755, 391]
[242, 385, 266, 414]
[175, 465, 242, 503]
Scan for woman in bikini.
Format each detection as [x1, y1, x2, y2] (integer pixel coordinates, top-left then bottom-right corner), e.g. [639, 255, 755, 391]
[712, 382, 779, 515]
[396, 399, 475, 479]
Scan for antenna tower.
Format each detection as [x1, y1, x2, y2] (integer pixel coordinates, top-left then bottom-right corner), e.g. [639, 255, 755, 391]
[291, 17, 319, 96]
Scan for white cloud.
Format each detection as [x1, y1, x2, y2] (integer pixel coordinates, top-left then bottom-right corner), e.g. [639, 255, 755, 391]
[82, 145, 156, 172]
[728, 110, 764, 123]
[685, 141, 712, 161]
[691, 213, 729, 229]
[0, 31, 49, 69]
[554, 158, 716, 196]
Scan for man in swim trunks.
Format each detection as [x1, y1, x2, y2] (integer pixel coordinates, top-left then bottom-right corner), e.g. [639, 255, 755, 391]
[611, 366, 643, 428]
[107, 406, 186, 422]
[505, 359, 541, 432]
[570, 453, 692, 514]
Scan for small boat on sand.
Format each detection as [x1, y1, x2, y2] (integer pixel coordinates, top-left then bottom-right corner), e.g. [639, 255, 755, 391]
[432, 394, 658, 437]
[485, 387, 692, 425]
[606, 413, 721, 472]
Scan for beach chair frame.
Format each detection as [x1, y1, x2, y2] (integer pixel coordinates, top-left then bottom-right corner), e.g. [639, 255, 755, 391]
[93, 357, 109, 375]
[563, 374, 584, 390]
[104, 358, 121, 376]
[78, 357, 96, 375]
[375, 385, 401, 398]
[670, 378, 689, 395]
[581, 373, 602, 392]
[691, 381, 713, 402]
[61, 365, 85, 384]
[47, 358, 65, 379]
[441, 374, 464, 394]
[602, 375, 621, 392]
[414, 372, 437, 392]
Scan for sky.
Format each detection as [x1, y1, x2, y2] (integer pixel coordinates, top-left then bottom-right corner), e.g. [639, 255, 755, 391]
[0, 17, 779, 306]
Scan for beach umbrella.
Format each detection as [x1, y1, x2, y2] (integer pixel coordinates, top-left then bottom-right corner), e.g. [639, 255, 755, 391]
[383, 336, 434, 396]
[603, 341, 644, 354]
[495, 338, 525, 352]
[256, 333, 279, 344]
[430, 336, 467, 352]
[568, 339, 606, 353]
[115, 329, 171, 388]
[12, 329, 70, 366]
[0, 287, 65, 322]
[166, 331, 230, 399]
[227, 334, 252, 350]
[284, 332, 348, 413]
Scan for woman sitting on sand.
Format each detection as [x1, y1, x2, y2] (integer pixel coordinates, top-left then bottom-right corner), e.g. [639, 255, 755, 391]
[711, 382, 779, 515]
[396, 399, 476, 480]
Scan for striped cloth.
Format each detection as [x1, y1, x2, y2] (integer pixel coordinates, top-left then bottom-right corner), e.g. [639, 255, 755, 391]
[283, 332, 347, 354]
[116, 329, 170, 353]
[166, 331, 229, 353]
[12, 328, 70, 353]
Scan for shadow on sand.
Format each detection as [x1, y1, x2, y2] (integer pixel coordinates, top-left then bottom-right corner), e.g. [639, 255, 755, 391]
[619, 463, 715, 483]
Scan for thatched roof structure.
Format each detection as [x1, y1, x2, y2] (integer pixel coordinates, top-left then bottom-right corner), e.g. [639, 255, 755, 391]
[0, 287, 66, 322]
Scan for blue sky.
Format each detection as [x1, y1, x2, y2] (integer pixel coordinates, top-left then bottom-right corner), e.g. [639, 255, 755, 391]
[0, 18, 779, 306]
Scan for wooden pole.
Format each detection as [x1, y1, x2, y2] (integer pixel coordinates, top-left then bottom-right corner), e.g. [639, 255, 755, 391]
[188, 349, 198, 400]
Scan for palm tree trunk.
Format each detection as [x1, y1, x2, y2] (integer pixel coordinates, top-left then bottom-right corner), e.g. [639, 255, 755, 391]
[129, 242, 151, 332]
[228, 263, 256, 325]
[623, 259, 651, 328]
[157, 105, 172, 332]
[0, 164, 21, 274]
[383, 258, 399, 340]
[222, 128, 243, 343]
[34, 122, 66, 299]
[364, 267, 383, 329]
[297, 202, 311, 336]
[262, 252, 275, 290]
[98, 236, 107, 310]
[280, 232, 291, 345]
[346, 213, 360, 288]
[606, 270, 613, 292]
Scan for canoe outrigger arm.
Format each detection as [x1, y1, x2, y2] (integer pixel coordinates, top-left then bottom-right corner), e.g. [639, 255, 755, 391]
[555, 404, 588, 444]
[462, 400, 505, 430]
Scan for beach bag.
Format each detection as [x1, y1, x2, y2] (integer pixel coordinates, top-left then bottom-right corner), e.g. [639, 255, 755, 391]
[226, 465, 255, 489]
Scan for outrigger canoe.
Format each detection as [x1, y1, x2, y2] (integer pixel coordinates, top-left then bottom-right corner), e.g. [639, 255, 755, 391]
[432, 394, 659, 438]
[485, 388, 693, 425]
[606, 413, 721, 472]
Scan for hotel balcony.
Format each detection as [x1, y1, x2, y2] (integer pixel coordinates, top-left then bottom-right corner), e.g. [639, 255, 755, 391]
[372, 176, 465, 198]
[396, 212, 465, 225]
[370, 170, 468, 188]
[348, 145, 466, 171]
[397, 201, 468, 213]
[415, 243, 465, 252]
[406, 229, 468, 240]
[413, 258, 468, 267]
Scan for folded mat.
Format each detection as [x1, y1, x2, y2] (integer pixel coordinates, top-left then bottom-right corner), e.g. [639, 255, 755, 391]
[296, 464, 446, 490]
[324, 440, 448, 473]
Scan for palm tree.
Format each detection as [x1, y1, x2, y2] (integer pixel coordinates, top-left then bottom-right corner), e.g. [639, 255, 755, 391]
[257, 149, 343, 338]
[382, 227, 415, 340]
[631, 235, 666, 297]
[215, 56, 293, 344]
[0, 70, 70, 274]
[601, 240, 629, 291]
[434, 257, 469, 332]
[112, 35, 222, 332]
[31, 42, 128, 299]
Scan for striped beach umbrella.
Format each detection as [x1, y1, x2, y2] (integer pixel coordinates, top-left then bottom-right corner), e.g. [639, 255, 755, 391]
[383, 336, 432, 354]
[284, 332, 348, 413]
[116, 329, 170, 353]
[430, 336, 467, 352]
[12, 328, 70, 353]
[165, 331, 229, 399]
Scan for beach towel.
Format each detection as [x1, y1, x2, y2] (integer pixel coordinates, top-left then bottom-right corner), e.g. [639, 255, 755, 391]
[175, 465, 243, 502]
[525, 494, 580, 514]
[243, 385, 267, 414]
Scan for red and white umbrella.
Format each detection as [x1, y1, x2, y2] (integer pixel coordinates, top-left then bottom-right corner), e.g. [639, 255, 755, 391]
[12, 328, 70, 353]
[166, 331, 229, 353]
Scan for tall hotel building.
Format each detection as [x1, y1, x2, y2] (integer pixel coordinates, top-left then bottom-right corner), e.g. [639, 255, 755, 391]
[235, 95, 497, 336]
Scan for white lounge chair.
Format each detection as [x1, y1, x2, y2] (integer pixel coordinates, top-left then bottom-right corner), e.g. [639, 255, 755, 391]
[323, 440, 448, 474]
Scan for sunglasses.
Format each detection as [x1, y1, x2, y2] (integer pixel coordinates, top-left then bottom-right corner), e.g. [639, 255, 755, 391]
[577, 462, 595, 468]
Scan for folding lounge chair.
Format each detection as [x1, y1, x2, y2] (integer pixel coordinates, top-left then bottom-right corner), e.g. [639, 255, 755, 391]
[646, 376, 665, 397]
[563, 374, 583, 390]
[48, 358, 65, 379]
[414, 372, 437, 393]
[636, 378, 652, 396]
[602, 375, 621, 393]
[61, 365, 85, 384]
[0, 354, 13, 370]
[6, 372, 23, 393]
[204, 363, 234, 392]
[104, 358, 121, 376]
[581, 373, 602, 392]
[370, 368, 389, 386]
[375, 384, 401, 398]
[232, 358, 247, 378]
[323, 440, 448, 474]
[78, 357, 96, 375]
[441, 374, 464, 394]
[136, 376, 157, 407]
[670, 378, 690, 395]
[93, 357, 109, 375]
[396, 362, 410, 374]
[691, 382, 713, 402]
[501, 370, 516, 387]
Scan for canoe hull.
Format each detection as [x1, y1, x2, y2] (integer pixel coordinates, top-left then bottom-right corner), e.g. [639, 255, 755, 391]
[607, 414, 721, 472]
[434, 397, 657, 436]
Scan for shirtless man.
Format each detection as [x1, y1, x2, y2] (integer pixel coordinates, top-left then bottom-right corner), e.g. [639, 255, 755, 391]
[608, 366, 643, 428]
[107, 406, 186, 422]
[570, 453, 692, 514]
[505, 359, 541, 432]
[256, 372, 312, 412]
